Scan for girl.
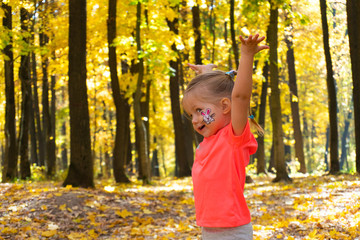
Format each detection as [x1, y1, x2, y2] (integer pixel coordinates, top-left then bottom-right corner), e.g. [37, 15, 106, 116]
[183, 34, 269, 239]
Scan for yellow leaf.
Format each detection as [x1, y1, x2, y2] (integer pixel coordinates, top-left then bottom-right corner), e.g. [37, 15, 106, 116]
[2, 227, 18, 234]
[88, 229, 98, 238]
[165, 232, 176, 238]
[130, 227, 141, 235]
[98, 205, 109, 212]
[116, 209, 133, 218]
[143, 208, 153, 214]
[42, 230, 57, 237]
[59, 204, 66, 211]
[308, 229, 317, 238]
[67, 232, 86, 240]
[41, 205, 48, 210]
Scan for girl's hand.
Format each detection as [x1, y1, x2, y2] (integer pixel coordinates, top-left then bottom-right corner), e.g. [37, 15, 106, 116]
[188, 63, 218, 75]
[240, 34, 269, 56]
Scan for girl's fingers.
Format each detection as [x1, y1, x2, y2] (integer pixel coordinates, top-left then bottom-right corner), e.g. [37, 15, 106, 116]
[240, 35, 246, 43]
[256, 36, 266, 44]
[207, 64, 218, 69]
[258, 45, 270, 51]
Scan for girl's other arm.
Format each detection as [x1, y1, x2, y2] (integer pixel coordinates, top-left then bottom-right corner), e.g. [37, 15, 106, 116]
[231, 34, 269, 136]
[188, 63, 217, 75]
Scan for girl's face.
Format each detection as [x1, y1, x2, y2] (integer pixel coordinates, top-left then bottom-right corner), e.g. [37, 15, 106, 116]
[183, 93, 230, 138]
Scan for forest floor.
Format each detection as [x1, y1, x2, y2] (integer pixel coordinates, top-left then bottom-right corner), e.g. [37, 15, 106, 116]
[0, 174, 360, 240]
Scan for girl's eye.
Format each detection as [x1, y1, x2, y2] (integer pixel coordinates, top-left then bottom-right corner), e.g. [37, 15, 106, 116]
[196, 108, 202, 113]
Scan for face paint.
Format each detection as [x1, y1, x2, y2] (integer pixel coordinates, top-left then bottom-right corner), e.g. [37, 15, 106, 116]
[201, 108, 215, 125]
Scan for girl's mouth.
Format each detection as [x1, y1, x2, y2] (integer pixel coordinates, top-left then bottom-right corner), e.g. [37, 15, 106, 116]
[199, 125, 205, 130]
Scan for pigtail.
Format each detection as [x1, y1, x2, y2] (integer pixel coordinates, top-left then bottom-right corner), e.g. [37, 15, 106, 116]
[225, 70, 237, 80]
[248, 107, 264, 137]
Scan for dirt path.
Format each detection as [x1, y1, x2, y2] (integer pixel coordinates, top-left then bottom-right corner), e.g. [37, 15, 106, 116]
[0, 174, 359, 239]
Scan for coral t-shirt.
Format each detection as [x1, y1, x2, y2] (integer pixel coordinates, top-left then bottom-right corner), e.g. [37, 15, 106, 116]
[192, 121, 257, 227]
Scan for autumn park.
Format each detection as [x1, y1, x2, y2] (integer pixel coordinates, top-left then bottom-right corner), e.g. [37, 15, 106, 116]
[0, 0, 360, 239]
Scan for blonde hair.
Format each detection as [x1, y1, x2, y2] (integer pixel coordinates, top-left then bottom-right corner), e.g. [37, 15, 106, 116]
[184, 70, 264, 136]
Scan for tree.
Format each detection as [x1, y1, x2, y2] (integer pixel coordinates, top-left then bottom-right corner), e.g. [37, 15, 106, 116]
[230, 0, 239, 68]
[29, 3, 39, 166]
[19, 7, 31, 180]
[166, 4, 192, 177]
[346, 0, 360, 174]
[40, 0, 56, 177]
[284, 11, 306, 173]
[63, 0, 94, 188]
[256, 61, 269, 174]
[2, 2, 17, 182]
[192, 1, 202, 65]
[134, 1, 151, 184]
[319, 0, 339, 174]
[268, 0, 291, 183]
[107, 0, 130, 183]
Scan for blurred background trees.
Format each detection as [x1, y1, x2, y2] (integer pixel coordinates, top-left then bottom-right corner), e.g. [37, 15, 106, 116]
[0, 0, 358, 185]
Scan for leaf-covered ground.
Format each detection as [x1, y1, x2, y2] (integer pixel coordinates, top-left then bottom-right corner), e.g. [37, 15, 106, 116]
[0, 174, 359, 239]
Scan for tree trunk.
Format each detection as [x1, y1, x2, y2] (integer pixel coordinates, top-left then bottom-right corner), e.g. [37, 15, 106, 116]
[19, 7, 32, 180]
[192, 2, 202, 65]
[346, 0, 360, 174]
[30, 13, 39, 166]
[190, 4, 204, 145]
[40, 0, 56, 177]
[230, 0, 239, 67]
[256, 61, 269, 174]
[285, 21, 306, 173]
[224, 21, 232, 70]
[61, 122, 68, 170]
[268, 1, 291, 183]
[141, 79, 150, 162]
[320, 0, 339, 174]
[152, 137, 160, 177]
[47, 73, 56, 176]
[340, 109, 352, 170]
[32, 50, 45, 167]
[209, 0, 216, 63]
[324, 126, 330, 172]
[63, 0, 94, 188]
[2, 3, 18, 182]
[167, 5, 192, 177]
[178, 51, 194, 173]
[107, 0, 130, 183]
[134, 1, 151, 184]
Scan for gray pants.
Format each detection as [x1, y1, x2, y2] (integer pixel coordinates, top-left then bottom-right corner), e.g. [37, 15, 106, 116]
[202, 223, 253, 240]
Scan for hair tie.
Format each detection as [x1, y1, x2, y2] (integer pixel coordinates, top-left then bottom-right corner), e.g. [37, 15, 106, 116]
[248, 115, 254, 119]
[225, 70, 236, 79]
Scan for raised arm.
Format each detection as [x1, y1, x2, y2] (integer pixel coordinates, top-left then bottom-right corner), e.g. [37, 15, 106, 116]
[231, 34, 269, 136]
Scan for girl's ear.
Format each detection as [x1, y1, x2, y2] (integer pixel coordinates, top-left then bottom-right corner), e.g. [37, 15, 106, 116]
[220, 98, 231, 114]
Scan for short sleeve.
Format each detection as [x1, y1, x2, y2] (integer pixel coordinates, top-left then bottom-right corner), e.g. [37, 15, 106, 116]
[228, 121, 258, 156]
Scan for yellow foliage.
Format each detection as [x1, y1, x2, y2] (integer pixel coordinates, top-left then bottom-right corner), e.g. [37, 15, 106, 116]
[1, 227, 17, 234]
[116, 209, 133, 218]
[41, 230, 57, 237]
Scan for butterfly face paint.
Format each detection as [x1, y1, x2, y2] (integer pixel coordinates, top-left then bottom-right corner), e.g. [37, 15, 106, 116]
[201, 108, 215, 125]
